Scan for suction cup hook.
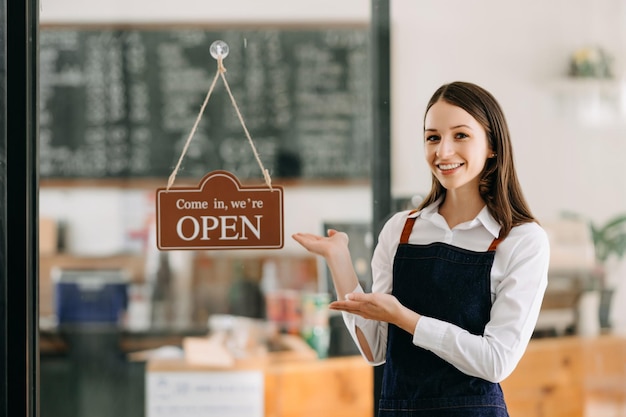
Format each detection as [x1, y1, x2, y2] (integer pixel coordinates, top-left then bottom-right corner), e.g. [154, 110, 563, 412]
[210, 40, 229, 60]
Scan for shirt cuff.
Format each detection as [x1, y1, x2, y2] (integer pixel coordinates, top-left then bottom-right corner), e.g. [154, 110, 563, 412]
[412, 316, 447, 351]
[340, 282, 366, 339]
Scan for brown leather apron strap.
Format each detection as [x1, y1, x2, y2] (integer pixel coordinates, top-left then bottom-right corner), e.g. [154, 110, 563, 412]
[400, 210, 419, 244]
[487, 233, 503, 251]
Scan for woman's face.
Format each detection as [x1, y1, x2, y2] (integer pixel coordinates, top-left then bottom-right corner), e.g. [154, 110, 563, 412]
[424, 100, 493, 193]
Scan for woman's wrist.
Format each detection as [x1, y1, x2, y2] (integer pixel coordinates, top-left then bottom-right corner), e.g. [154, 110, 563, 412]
[396, 306, 421, 335]
[325, 246, 359, 299]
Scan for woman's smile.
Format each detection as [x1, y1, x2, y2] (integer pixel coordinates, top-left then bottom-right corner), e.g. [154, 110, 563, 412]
[437, 162, 464, 174]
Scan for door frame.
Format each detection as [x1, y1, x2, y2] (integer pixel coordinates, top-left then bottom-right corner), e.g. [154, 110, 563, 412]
[2, 1, 39, 416]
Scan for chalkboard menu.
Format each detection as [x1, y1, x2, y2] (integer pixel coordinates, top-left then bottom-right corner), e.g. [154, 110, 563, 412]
[39, 27, 372, 180]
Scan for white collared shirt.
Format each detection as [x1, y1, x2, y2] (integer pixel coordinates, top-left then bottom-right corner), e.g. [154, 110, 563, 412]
[342, 200, 550, 383]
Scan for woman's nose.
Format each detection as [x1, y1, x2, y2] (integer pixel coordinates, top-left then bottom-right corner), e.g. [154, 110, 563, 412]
[435, 137, 454, 158]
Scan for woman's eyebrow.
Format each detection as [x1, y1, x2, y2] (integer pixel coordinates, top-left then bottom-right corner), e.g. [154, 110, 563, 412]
[424, 124, 473, 132]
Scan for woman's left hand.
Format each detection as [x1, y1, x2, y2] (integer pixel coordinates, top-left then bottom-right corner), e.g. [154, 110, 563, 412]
[329, 292, 410, 326]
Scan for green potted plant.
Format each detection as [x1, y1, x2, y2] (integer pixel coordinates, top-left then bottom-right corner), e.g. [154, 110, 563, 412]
[588, 213, 626, 329]
[560, 211, 626, 278]
[559, 211, 626, 331]
[590, 214, 626, 266]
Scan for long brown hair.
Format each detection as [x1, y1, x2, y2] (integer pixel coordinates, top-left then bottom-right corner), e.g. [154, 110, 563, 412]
[417, 81, 536, 239]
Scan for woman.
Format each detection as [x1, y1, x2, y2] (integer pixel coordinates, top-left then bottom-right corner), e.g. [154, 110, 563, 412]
[292, 81, 549, 416]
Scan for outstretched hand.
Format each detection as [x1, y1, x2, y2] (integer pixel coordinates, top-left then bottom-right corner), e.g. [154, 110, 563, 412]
[329, 292, 403, 323]
[291, 229, 349, 259]
[330, 292, 421, 334]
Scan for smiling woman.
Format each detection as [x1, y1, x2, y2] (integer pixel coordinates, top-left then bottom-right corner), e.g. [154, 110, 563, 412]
[293, 81, 549, 417]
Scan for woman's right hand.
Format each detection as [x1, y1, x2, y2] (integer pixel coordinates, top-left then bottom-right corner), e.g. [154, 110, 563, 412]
[291, 229, 349, 259]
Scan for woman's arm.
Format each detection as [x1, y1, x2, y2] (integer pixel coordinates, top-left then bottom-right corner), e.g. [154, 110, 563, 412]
[292, 229, 375, 360]
[292, 229, 357, 300]
[411, 223, 550, 382]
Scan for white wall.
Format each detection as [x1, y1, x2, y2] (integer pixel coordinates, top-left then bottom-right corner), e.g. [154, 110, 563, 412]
[390, 0, 626, 225]
[40, 0, 370, 24]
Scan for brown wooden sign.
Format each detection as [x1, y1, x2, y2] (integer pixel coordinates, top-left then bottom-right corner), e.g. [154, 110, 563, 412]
[156, 171, 284, 250]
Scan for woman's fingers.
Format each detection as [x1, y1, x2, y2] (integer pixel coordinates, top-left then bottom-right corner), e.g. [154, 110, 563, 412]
[292, 232, 319, 241]
[330, 293, 376, 316]
[292, 232, 321, 246]
[329, 300, 363, 314]
[330, 293, 400, 323]
[291, 230, 349, 257]
[327, 229, 349, 243]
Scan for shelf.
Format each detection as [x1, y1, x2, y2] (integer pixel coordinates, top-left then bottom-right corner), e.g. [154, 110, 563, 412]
[546, 77, 626, 126]
[548, 77, 625, 94]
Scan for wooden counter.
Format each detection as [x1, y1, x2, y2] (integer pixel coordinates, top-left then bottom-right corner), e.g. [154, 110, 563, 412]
[146, 335, 625, 417]
[263, 356, 373, 417]
[147, 355, 373, 417]
[502, 334, 626, 417]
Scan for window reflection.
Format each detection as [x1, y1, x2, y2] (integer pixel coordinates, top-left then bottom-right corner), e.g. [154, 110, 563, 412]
[39, 2, 373, 417]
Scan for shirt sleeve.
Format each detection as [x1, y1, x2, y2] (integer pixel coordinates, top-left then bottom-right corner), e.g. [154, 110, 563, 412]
[412, 223, 550, 383]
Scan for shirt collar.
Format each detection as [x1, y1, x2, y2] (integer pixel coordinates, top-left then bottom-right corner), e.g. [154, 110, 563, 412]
[409, 198, 502, 238]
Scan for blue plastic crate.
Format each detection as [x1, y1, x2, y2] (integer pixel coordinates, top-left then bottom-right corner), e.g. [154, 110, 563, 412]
[53, 269, 129, 324]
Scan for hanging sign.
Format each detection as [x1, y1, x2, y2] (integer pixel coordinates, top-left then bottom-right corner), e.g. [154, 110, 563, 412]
[156, 170, 283, 250]
[157, 41, 283, 250]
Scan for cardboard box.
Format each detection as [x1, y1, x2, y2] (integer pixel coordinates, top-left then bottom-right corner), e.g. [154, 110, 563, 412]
[39, 217, 58, 255]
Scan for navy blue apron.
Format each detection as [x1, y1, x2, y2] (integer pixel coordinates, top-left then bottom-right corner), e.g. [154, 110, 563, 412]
[378, 213, 509, 416]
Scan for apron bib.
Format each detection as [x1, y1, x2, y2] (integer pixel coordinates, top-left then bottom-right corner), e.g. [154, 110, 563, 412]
[379, 215, 509, 417]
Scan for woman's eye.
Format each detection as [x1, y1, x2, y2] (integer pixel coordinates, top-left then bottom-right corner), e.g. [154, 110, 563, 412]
[455, 132, 469, 139]
[425, 135, 440, 142]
